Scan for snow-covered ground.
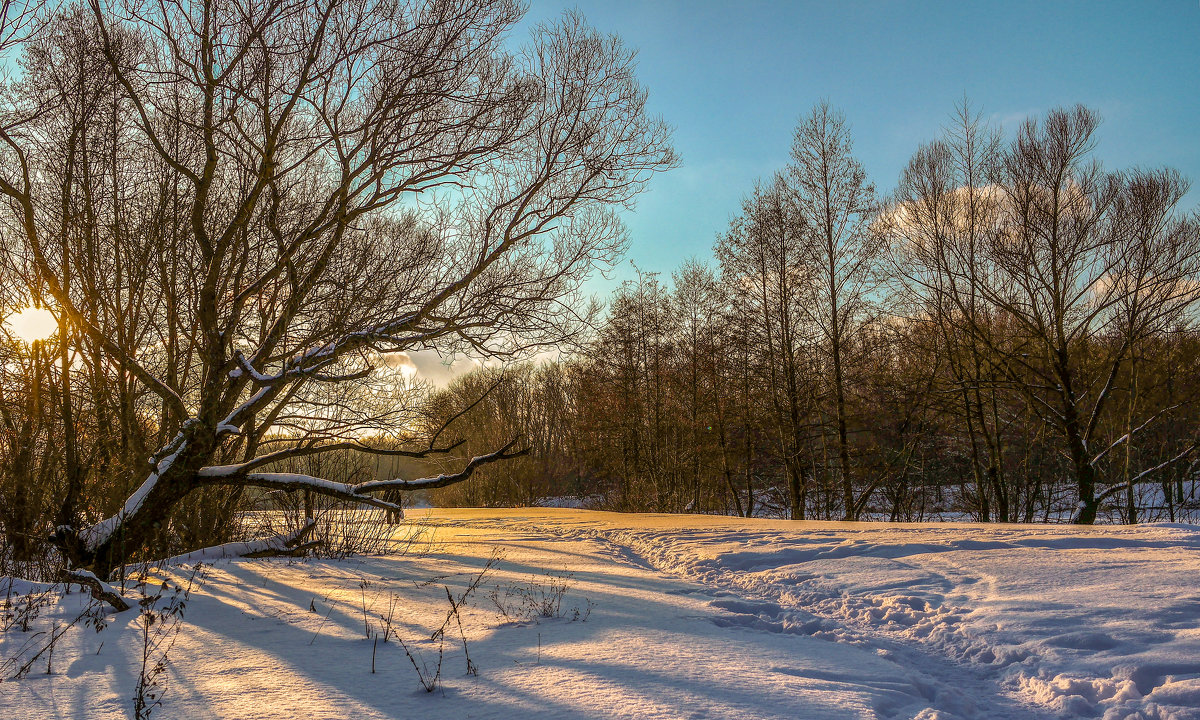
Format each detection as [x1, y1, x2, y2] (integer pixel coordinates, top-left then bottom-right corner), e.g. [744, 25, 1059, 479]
[2, 509, 1199, 719]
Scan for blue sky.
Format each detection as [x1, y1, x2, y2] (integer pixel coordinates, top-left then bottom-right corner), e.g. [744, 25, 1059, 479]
[521, 0, 1200, 288]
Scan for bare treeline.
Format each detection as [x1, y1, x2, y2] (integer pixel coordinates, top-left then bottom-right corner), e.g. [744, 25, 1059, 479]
[430, 102, 1200, 524]
[0, 0, 674, 578]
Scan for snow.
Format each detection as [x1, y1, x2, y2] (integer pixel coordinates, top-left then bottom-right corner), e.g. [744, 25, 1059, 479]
[535, 495, 600, 509]
[3, 577, 62, 598]
[3, 509, 1199, 719]
[231, 351, 279, 383]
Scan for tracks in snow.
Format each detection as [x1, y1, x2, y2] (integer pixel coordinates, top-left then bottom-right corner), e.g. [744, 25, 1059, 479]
[486, 518, 1053, 720]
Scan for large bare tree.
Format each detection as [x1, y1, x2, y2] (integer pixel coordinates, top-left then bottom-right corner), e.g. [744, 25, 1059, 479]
[0, 0, 674, 576]
[981, 108, 1200, 523]
[887, 105, 1200, 524]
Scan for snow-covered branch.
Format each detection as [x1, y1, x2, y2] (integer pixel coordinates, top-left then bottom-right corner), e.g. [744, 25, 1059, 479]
[62, 569, 131, 612]
[161, 520, 320, 565]
[1090, 402, 1187, 467]
[79, 440, 188, 552]
[197, 439, 527, 506]
[1095, 443, 1198, 504]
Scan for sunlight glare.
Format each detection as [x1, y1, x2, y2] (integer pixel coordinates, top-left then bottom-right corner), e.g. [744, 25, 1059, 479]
[5, 306, 58, 344]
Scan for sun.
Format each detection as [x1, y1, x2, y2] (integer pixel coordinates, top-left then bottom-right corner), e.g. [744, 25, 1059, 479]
[5, 305, 58, 344]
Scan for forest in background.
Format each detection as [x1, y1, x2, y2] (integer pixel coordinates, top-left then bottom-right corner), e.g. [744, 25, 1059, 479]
[424, 102, 1200, 525]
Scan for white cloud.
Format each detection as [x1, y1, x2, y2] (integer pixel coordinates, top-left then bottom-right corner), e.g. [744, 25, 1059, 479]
[380, 351, 419, 379]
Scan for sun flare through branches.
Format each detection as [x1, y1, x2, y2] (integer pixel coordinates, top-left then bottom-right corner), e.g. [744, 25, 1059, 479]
[3, 305, 57, 344]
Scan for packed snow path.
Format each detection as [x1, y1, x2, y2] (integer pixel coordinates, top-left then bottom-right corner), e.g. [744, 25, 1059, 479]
[3, 509, 1198, 719]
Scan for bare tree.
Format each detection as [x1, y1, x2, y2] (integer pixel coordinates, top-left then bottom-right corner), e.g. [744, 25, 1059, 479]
[717, 176, 814, 519]
[895, 106, 1200, 524]
[0, 0, 674, 576]
[670, 259, 724, 512]
[887, 101, 1016, 520]
[1095, 168, 1200, 521]
[787, 101, 878, 519]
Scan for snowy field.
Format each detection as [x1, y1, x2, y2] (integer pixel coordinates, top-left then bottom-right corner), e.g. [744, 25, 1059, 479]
[3, 509, 1199, 720]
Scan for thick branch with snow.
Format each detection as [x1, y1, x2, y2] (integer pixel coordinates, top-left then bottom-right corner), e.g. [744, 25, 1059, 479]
[161, 520, 320, 565]
[197, 439, 528, 506]
[62, 569, 131, 612]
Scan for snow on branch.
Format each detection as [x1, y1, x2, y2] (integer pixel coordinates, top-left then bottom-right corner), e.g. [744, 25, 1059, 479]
[231, 347, 373, 386]
[226, 473, 403, 510]
[230, 350, 279, 383]
[161, 519, 320, 565]
[1095, 443, 1198, 504]
[1090, 402, 1187, 466]
[79, 441, 188, 552]
[197, 439, 528, 504]
[62, 569, 131, 612]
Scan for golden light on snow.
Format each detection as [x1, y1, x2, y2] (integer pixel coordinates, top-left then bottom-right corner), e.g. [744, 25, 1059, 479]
[5, 305, 58, 344]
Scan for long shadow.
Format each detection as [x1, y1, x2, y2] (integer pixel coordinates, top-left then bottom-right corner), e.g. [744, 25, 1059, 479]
[8, 514, 1063, 718]
[145, 525, 1052, 720]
